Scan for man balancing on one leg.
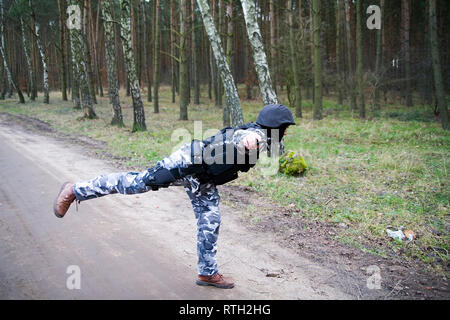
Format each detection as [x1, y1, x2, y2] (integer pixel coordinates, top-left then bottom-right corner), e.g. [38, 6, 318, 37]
[53, 104, 295, 289]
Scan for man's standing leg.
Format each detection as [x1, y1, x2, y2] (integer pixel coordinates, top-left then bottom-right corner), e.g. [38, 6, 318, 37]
[183, 176, 234, 289]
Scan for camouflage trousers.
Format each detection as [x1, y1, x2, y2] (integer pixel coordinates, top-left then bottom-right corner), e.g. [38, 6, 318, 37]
[72, 143, 221, 276]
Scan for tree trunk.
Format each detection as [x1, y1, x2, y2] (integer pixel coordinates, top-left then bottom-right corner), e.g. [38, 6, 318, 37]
[288, 0, 302, 118]
[356, 0, 365, 118]
[240, 0, 278, 105]
[20, 18, 35, 102]
[179, 0, 189, 120]
[373, 0, 384, 112]
[312, 0, 322, 120]
[222, 1, 233, 126]
[170, 0, 176, 103]
[102, 0, 124, 127]
[93, 0, 104, 97]
[1, 0, 24, 103]
[0, 58, 5, 100]
[401, 0, 412, 107]
[197, 0, 244, 126]
[336, 0, 344, 105]
[82, 1, 97, 104]
[120, 0, 146, 131]
[58, 0, 68, 101]
[141, 0, 152, 103]
[344, 0, 357, 111]
[69, 0, 96, 118]
[0, 38, 24, 103]
[68, 4, 81, 110]
[269, 0, 276, 93]
[211, 0, 219, 108]
[429, 0, 449, 130]
[33, 17, 49, 104]
[192, 0, 200, 105]
[153, 0, 160, 113]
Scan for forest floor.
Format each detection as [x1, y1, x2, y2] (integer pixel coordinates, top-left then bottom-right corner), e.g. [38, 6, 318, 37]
[0, 86, 448, 299]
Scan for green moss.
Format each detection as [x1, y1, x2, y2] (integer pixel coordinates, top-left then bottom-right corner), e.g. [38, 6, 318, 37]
[279, 150, 309, 176]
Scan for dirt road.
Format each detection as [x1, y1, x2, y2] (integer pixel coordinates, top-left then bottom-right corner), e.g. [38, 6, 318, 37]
[0, 114, 391, 300]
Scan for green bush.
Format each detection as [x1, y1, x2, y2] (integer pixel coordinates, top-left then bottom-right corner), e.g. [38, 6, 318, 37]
[279, 150, 309, 176]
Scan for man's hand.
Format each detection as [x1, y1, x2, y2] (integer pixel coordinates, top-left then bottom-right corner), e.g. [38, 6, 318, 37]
[242, 132, 261, 150]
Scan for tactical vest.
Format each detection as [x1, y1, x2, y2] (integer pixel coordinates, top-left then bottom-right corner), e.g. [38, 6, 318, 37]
[191, 122, 264, 185]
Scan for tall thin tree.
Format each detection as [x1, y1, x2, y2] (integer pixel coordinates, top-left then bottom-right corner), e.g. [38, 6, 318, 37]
[102, 0, 124, 127]
[197, 0, 244, 126]
[69, 0, 96, 118]
[240, 0, 278, 105]
[0, 0, 25, 103]
[356, 0, 365, 118]
[429, 0, 449, 130]
[58, 0, 68, 101]
[288, 0, 302, 117]
[312, 0, 322, 120]
[120, 0, 146, 131]
[401, 0, 412, 106]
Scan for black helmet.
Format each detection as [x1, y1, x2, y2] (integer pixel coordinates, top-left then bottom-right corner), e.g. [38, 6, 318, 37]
[256, 104, 296, 129]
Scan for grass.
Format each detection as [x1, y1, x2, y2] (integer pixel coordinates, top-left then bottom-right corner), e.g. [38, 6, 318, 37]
[1, 86, 449, 275]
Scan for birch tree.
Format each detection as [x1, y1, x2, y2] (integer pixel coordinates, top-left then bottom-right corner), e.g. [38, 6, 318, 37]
[240, 0, 278, 105]
[102, 0, 123, 127]
[69, 0, 96, 118]
[0, 0, 24, 103]
[197, 0, 244, 126]
[20, 18, 35, 101]
[192, 0, 200, 105]
[223, 0, 233, 126]
[28, 0, 49, 104]
[34, 22, 49, 104]
[120, 0, 146, 131]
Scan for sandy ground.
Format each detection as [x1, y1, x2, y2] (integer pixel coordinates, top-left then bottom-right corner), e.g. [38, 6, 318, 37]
[0, 114, 363, 300]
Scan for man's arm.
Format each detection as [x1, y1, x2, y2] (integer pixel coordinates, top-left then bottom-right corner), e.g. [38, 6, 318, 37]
[232, 128, 268, 154]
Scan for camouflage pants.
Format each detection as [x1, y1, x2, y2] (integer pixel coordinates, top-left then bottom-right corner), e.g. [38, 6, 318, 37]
[72, 143, 221, 276]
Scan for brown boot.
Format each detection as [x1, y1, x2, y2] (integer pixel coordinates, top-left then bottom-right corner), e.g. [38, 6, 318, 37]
[196, 273, 235, 289]
[53, 182, 76, 218]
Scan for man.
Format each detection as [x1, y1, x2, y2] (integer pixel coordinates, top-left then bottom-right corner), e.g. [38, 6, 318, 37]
[53, 104, 295, 289]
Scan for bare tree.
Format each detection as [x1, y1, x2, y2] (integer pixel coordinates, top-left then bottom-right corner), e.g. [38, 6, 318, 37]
[356, 0, 365, 118]
[102, 0, 123, 127]
[288, 0, 302, 117]
[240, 0, 278, 105]
[312, 0, 322, 120]
[0, 0, 24, 103]
[429, 0, 449, 130]
[197, 0, 244, 126]
[120, 0, 146, 131]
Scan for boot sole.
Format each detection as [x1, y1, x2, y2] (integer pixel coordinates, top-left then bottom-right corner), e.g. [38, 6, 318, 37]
[196, 280, 235, 289]
[53, 181, 71, 219]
